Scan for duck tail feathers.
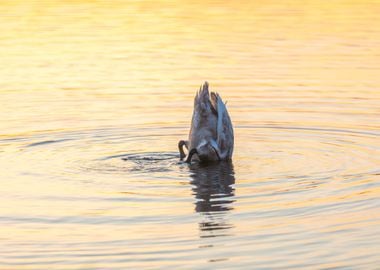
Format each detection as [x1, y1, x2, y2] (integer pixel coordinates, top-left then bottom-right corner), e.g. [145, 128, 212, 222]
[194, 81, 211, 113]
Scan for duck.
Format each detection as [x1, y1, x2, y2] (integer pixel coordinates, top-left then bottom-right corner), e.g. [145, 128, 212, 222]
[178, 82, 234, 163]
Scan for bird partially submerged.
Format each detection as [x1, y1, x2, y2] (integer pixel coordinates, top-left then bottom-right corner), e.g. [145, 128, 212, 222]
[178, 82, 234, 163]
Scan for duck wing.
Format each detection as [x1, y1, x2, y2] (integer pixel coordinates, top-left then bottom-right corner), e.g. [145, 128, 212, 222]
[211, 92, 234, 160]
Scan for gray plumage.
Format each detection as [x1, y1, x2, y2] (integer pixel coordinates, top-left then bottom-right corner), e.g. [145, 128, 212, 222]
[178, 82, 234, 163]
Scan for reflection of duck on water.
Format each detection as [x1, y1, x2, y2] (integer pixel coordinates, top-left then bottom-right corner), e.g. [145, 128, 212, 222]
[189, 161, 235, 238]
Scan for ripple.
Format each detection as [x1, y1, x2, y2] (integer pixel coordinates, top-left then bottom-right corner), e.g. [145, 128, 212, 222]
[26, 139, 74, 147]
[120, 152, 179, 161]
[0, 124, 379, 269]
[237, 125, 380, 179]
[237, 125, 380, 137]
[81, 151, 181, 177]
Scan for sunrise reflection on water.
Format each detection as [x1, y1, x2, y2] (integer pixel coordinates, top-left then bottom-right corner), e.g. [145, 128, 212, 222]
[0, 1, 379, 269]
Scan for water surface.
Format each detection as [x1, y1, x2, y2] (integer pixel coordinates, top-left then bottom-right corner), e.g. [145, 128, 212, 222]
[1, 1, 380, 269]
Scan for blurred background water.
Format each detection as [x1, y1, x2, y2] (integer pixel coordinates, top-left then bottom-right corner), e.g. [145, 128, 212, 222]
[0, 0, 380, 269]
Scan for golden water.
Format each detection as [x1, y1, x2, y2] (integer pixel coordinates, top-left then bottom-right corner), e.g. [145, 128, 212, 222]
[1, 1, 380, 269]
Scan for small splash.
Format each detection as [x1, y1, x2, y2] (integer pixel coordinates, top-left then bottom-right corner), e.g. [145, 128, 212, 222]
[89, 152, 182, 175]
[121, 152, 178, 161]
[100, 152, 178, 161]
[121, 152, 180, 173]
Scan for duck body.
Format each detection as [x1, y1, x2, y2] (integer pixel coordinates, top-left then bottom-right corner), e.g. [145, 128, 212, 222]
[179, 82, 234, 163]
